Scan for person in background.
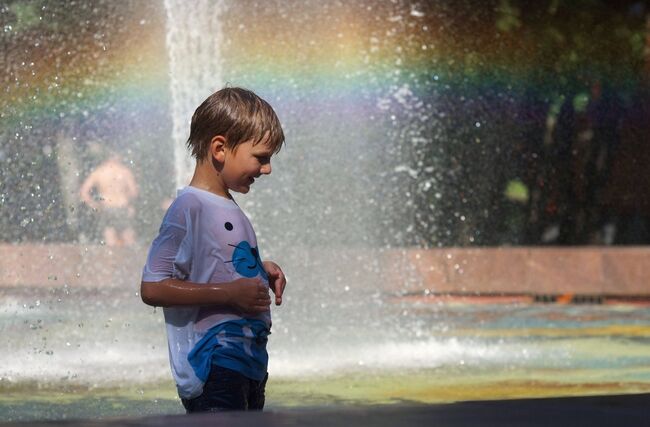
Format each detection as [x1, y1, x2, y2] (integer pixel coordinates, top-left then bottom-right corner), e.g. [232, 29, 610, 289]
[79, 153, 139, 246]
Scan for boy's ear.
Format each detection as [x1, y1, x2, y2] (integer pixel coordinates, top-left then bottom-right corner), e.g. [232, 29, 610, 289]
[210, 136, 227, 163]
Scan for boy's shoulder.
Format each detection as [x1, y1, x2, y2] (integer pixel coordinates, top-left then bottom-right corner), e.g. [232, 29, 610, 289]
[164, 187, 239, 222]
[161, 188, 206, 226]
[167, 190, 204, 213]
[172, 188, 204, 208]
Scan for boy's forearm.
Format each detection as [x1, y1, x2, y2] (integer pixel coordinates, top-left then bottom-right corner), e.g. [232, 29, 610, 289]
[140, 278, 231, 308]
[140, 277, 271, 314]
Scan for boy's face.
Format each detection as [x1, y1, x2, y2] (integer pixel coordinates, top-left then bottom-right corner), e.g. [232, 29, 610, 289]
[220, 133, 274, 194]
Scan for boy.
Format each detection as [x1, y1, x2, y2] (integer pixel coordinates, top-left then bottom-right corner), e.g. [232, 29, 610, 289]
[140, 87, 287, 412]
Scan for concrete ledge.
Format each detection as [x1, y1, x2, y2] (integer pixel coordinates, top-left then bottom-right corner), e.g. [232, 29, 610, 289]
[0, 243, 146, 289]
[1, 244, 648, 296]
[380, 247, 650, 295]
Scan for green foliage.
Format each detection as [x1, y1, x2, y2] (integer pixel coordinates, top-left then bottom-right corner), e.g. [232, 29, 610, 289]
[495, 0, 522, 32]
[493, 0, 648, 89]
[504, 179, 529, 204]
[572, 92, 590, 113]
[8, 2, 40, 32]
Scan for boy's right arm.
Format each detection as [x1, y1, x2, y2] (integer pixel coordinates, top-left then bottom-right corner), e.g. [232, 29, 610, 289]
[142, 200, 270, 314]
[140, 278, 270, 314]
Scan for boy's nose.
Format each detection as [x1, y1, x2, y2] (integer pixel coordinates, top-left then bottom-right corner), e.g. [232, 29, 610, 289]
[261, 163, 272, 175]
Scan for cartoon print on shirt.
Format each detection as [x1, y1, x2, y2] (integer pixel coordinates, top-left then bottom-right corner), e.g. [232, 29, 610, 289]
[228, 241, 268, 281]
[223, 221, 268, 281]
[195, 219, 269, 331]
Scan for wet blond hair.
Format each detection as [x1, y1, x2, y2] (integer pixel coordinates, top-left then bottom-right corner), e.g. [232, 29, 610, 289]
[187, 87, 285, 160]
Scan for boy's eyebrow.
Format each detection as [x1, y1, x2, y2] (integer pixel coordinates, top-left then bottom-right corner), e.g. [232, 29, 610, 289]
[253, 147, 274, 156]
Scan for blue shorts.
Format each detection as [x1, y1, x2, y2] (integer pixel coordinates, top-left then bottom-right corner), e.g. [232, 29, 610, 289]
[181, 365, 268, 412]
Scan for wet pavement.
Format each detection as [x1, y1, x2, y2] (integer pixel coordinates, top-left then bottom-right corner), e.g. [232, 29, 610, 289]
[2, 393, 648, 427]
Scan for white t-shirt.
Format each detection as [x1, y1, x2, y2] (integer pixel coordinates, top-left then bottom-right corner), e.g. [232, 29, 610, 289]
[142, 186, 271, 399]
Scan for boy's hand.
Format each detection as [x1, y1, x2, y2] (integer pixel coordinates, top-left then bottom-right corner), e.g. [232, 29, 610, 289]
[227, 279, 271, 315]
[263, 261, 286, 306]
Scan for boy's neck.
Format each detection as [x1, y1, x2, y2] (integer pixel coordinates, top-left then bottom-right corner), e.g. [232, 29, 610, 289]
[189, 160, 231, 199]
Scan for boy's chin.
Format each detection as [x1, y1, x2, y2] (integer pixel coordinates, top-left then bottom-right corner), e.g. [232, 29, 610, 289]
[233, 185, 251, 194]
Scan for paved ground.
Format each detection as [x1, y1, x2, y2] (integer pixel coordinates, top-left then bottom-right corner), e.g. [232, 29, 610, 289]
[2, 393, 648, 427]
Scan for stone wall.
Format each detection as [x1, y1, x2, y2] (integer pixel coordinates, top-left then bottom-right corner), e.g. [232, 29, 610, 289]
[379, 247, 650, 296]
[1, 244, 648, 296]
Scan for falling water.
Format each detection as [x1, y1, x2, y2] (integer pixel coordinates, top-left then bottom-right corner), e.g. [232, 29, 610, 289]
[157, 0, 469, 382]
[164, 0, 225, 189]
[2, 2, 650, 422]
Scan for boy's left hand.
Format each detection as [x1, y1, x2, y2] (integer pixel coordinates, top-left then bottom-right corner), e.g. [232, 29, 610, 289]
[263, 261, 286, 306]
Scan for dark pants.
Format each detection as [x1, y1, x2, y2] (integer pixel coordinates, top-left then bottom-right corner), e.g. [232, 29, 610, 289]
[181, 366, 268, 413]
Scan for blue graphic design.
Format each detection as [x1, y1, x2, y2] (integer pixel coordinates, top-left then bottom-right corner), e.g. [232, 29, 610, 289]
[188, 319, 270, 382]
[231, 241, 268, 281]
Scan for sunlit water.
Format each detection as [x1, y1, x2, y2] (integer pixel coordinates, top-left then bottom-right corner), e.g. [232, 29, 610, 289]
[2, 284, 649, 421]
[2, 2, 650, 423]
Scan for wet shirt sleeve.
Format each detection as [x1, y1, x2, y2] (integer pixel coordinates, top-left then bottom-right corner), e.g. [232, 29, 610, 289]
[142, 201, 194, 282]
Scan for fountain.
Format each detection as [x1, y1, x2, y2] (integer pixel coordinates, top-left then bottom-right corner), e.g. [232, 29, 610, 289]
[164, 0, 225, 189]
[1, 0, 649, 422]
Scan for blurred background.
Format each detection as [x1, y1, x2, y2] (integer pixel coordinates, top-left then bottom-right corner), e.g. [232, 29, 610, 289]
[1, 0, 649, 422]
[2, 0, 650, 247]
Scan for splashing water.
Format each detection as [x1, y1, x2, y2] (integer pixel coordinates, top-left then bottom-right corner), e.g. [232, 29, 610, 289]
[1, 1, 650, 422]
[164, 0, 225, 189]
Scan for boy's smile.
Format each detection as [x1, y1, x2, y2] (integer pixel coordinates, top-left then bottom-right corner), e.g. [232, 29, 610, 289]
[189, 132, 276, 199]
[221, 132, 274, 194]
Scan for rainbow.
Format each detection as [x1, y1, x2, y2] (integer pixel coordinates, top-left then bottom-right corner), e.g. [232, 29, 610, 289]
[2, 2, 645, 146]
